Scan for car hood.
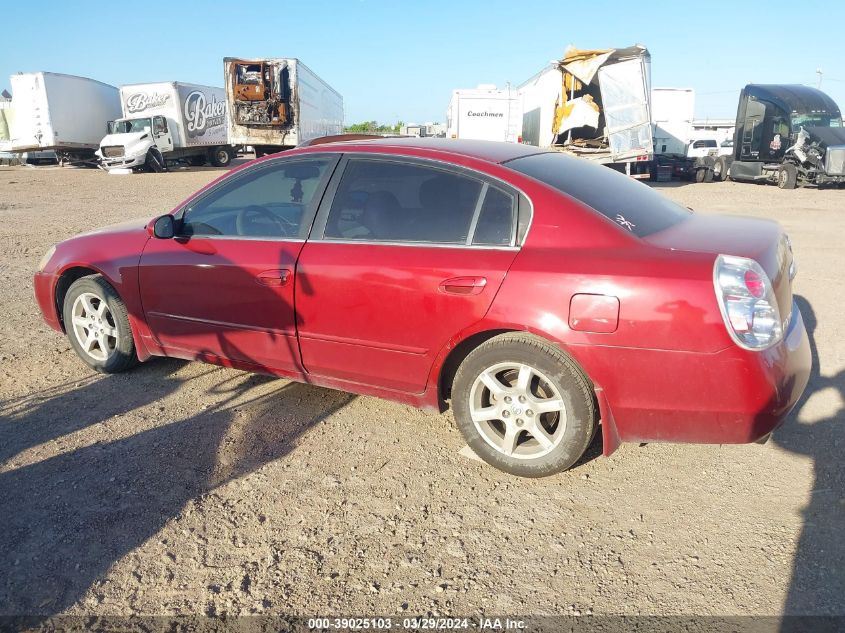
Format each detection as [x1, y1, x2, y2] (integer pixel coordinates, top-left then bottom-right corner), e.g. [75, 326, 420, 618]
[73, 217, 153, 239]
[645, 212, 792, 317]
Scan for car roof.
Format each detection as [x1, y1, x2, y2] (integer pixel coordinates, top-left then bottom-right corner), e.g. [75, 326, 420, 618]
[300, 137, 547, 164]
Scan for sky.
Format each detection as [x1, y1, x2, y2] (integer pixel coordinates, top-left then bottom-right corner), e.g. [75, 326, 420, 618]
[3, 0, 845, 125]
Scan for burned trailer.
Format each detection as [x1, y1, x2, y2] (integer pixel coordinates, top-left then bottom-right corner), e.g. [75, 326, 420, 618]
[519, 45, 653, 178]
[224, 58, 343, 157]
[700, 84, 845, 188]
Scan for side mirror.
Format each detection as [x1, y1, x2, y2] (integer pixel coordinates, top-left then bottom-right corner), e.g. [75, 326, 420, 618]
[152, 215, 176, 239]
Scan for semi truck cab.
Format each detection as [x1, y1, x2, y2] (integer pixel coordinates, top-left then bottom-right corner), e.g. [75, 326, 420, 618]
[724, 84, 845, 188]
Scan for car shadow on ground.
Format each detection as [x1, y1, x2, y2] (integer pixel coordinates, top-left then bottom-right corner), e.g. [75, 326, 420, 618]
[774, 295, 845, 615]
[0, 357, 354, 615]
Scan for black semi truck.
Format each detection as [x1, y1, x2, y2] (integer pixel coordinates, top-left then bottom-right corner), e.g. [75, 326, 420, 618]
[696, 84, 845, 189]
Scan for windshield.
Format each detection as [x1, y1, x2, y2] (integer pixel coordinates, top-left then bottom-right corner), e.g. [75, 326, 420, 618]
[108, 118, 152, 134]
[791, 113, 842, 128]
[505, 152, 691, 238]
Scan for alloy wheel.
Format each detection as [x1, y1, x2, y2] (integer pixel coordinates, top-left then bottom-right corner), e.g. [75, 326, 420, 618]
[70, 292, 118, 362]
[469, 362, 567, 460]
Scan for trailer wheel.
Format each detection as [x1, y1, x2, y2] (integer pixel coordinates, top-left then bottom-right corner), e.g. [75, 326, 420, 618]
[694, 168, 707, 183]
[703, 169, 714, 183]
[777, 163, 797, 189]
[145, 148, 165, 173]
[713, 157, 729, 181]
[210, 147, 232, 167]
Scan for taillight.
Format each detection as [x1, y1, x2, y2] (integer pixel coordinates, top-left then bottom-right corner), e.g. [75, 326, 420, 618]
[714, 255, 783, 351]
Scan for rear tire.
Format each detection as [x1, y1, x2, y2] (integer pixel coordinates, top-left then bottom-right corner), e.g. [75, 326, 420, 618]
[452, 333, 596, 478]
[713, 156, 729, 181]
[694, 168, 707, 183]
[778, 163, 798, 189]
[62, 275, 138, 373]
[209, 146, 233, 167]
[703, 168, 714, 183]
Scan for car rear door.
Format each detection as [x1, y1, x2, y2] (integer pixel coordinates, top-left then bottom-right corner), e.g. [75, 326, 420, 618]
[138, 155, 338, 374]
[294, 155, 524, 393]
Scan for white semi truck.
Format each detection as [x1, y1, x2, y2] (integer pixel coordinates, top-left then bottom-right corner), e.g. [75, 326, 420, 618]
[446, 85, 522, 143]
[518, 45, 653, 178]
[224, 57, 343, 157]
[8, 72, 122, 165]
[97, 82, 235, 172]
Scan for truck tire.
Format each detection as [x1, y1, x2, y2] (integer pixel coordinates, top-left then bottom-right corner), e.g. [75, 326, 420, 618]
[703, 168, 714, 183]
[694, 168, 707, 183]
[145, 148, 165, 173]
[778, 163, 798, 189]
[713, 156, 729, 181]
[210, 146, 233, 167]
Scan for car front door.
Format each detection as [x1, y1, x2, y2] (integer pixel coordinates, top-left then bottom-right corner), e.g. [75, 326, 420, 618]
[138, 155, 338, 374]
[294, 156, 525, 393]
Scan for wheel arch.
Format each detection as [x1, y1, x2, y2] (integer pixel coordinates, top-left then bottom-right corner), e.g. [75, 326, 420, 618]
[437, 328, 516, 409]
[54, 265, 102, 332]
[434, 326, 620, 456]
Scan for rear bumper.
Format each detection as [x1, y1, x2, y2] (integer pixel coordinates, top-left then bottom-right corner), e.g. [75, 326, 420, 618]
[589, 299, 811, 445]
[34, 271, 62, 332]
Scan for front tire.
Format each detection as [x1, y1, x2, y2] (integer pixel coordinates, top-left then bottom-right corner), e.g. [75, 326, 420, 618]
[778, 163, 798, 189]
[62, 275, 138, 373]
[145, 148, 165, 173]
[452, 333, 596, 477]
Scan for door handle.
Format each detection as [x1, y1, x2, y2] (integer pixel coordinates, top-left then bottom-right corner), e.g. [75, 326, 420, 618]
[439, 276, 487, 295]
[256, 269, 291, 287]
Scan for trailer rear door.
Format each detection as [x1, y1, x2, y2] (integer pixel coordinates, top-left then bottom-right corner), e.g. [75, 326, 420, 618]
[598, 59, 652, 160]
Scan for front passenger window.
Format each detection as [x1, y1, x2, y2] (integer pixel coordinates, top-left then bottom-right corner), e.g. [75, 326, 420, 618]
[180, 158, 332, 239]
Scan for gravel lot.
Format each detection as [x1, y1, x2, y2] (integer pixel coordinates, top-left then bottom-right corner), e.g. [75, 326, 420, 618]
[0, 162, 843, 618]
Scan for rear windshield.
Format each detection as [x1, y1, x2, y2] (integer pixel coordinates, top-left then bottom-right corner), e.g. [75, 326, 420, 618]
[505, 152, 690, 237]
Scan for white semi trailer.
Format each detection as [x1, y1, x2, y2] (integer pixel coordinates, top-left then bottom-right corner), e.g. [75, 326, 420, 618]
[446, 85, 522, 143]
[224, 57, 343, 157]
[8, 72, 122, 165]
[97, 82, 235, 172]
[652, 87, 694, 156]
[518, 45, 653, 178]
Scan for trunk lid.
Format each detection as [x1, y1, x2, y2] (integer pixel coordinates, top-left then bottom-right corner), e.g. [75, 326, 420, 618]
[645, 213, 793, 320]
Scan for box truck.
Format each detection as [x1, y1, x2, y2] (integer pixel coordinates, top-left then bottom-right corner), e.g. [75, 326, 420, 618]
[446, 85, 522, 143]
[518, 45, 653, 178]
[224, 58, 343, 157]
[695, 84, 845, 188]
[8, 72, 121, 165]
[97, 82, 235, 172]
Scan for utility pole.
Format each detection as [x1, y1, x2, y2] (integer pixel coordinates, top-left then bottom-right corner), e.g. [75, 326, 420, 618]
[816, 68, 823, 89]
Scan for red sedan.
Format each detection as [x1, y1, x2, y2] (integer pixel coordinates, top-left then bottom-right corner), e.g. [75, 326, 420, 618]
[34, 139, 811, 477]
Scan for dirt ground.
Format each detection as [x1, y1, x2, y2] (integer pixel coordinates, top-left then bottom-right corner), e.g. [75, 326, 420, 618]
[0, 162, 842, 618]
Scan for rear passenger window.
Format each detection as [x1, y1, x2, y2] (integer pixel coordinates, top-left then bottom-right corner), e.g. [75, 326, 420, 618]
[324, 160, 489, 244]
[472, 186, 515, 246]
